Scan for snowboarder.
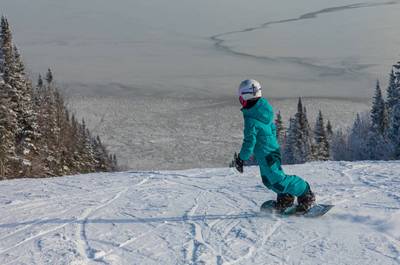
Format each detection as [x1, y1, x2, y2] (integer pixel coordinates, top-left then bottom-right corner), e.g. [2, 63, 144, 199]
[234, 79, 316, 212]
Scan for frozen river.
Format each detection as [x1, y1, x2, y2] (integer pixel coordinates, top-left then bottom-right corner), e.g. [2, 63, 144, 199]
[2, 0, 400, 98]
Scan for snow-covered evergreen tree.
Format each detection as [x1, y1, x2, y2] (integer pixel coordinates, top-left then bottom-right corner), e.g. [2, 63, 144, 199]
[0, 79, 18, 178]
[386, 69, 399, 114]
[326, 120, 333, 139]
[1, 17, 22, 176]
[388, 104, 400, 158]
[331, 129, 350, 161]
[35, 69, 60, 175]
[393, 61, 400, 79]
[370, 80, 388, 134]
[112, 154, 118, 171]
[93, 135, 113, 172]
[326, 120, 333, 159]
[348, 113, 370, 160]
[0, 17, 42, 176]
[366, 80, 391, 160]
[0, 17, 19, 120]
[388, 62, 400, 158]
[275, 111, 285, 147]
[78, 121, 97, 173]
[282, 99, 313, 164]
[367, 130, 392, 160]
[283, 117, 296, 164]
[1, 17, 14, 85]
[0, 17, 5, 73]
[13, 46, 40, 175]
[293, 98, 313, 163]
[313, 110, 330, 161]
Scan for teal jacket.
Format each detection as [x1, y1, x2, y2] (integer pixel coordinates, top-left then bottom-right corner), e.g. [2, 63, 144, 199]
[239, 98, 280, 162]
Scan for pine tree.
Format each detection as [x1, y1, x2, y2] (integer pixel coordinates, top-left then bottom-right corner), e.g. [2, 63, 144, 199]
[388, 61, 400, 158]
[68, 114, 81, 173]
[1, 17, 14, 85]
[33, 75, 44, 107]
[389, 104, 400, 158]
[0, 17, 4, 72]
[0, 17, 19, 118]
[13, 46, 39, 175]
[35, 69, 60, 175]
[37, 75, 43, 88]
[1, 17, 24, 175]
[386, 69, 399, 114]
[331, 129, 349, 161]
[326, 120, 334, 159]
[348, 113, 370, 160]
[367, 80, 391, 160]
[93, 135, 111, 171]
[283, 99, 313, 164]
[370, 80, 388, 134]
[0, 79, 18, 178]
[45, 68, 53, 84]
[112, 154, 118, 171]
[394, 61, 400, 79]
[275, 111, 285, 147]
[0, 18, 42, 176]
[326, 120, 333, 140]
[283, 117, 296, 164]
[229, 152, 238, 168]
[54, 87, 69, 174]
[292, 98, 313, 163]
[76, 120, 97, 173]
[313, 110, 330, 160]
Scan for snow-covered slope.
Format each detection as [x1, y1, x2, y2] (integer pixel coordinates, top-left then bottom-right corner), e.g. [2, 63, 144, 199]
[1, 161, 400, 265]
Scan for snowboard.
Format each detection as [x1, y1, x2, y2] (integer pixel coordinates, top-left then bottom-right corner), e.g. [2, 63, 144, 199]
[260, 200, 334, 218]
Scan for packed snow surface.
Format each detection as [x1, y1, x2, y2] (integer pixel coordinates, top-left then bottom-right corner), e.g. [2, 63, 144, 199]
[1, 161, 400, 264]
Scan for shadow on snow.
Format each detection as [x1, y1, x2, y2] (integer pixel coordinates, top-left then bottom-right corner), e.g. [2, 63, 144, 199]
[0, 212, 269, 229]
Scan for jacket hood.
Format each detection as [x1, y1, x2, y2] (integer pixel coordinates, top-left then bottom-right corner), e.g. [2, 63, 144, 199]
[241, 98, 273, 124]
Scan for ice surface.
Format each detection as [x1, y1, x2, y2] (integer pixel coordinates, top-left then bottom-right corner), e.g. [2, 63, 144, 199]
[69, 95, 369, 170]
[2, 0, 400, 98]
[1, 161, 400, 264]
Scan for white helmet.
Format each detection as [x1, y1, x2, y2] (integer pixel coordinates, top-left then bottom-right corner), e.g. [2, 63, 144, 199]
[238, 79, 262, 106]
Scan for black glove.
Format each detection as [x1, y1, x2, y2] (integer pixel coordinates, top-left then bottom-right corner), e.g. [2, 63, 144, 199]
[234, 153, 244, 173]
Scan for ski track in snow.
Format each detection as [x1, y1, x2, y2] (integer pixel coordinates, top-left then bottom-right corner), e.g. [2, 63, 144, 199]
[0, 161, 400, 264]
[75, 187, 129, 264]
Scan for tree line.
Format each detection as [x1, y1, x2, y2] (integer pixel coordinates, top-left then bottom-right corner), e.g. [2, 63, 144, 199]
[276, 99, 332, 164]
[232, 60, 400, 166]
[277, 61, 400, 164]
[0, 17, 117, 179]
[332, 62, 400, 161]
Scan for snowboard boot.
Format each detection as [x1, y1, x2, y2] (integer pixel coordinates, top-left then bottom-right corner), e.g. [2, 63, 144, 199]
[276, 193, 295, 211]
[297, 184, 316, 212]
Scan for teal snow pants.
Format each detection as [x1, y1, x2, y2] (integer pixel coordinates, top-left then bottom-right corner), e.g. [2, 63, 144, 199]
[257, 149, 307, 197]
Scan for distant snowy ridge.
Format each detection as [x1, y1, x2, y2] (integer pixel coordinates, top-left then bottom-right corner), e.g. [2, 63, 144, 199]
[1, 161, 400, 264]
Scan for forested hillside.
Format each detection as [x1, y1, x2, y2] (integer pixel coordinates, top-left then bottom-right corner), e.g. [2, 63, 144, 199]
[0, 17, 117, 179]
